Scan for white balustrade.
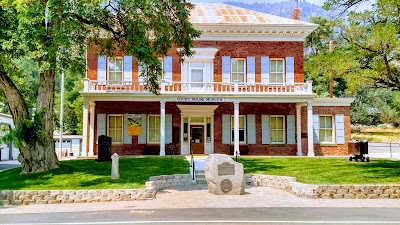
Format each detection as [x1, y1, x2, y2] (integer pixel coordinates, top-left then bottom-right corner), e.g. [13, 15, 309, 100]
[84, 80, 312, 94]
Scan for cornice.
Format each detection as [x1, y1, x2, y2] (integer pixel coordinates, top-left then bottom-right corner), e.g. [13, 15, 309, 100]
[313, 98, 355, 106]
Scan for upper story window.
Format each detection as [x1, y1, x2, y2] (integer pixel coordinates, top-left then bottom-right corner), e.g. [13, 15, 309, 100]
[319, 115, 334, 143]
[108, 57, 123, 81]
[270, 59, 284, 84]
[231, 59, 246, 82]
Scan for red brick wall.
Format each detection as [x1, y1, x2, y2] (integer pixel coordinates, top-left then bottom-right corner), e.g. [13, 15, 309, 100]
[301, 106, 351, 156]
[87, 41, 305, 83]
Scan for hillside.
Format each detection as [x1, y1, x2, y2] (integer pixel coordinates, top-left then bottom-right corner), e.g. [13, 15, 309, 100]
[224, 1, 329, 21]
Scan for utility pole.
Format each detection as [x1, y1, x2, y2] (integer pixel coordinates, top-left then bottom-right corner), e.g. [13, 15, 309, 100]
[329, 40, 333, 98]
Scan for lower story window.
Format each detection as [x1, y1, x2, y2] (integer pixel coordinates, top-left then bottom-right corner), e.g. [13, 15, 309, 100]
[148, 115, 160, 143]
[108, 115, 123, 143]
[231, 115, 246, 143]
[319, 115, 334, 143]
[271, 115, 285, 144]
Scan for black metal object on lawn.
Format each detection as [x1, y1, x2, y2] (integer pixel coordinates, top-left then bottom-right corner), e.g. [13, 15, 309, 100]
[97, 135, 112, 162]
[349, 140, 370, 162]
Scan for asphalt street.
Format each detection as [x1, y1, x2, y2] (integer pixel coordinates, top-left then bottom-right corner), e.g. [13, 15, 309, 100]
[1, 207, 400, 225]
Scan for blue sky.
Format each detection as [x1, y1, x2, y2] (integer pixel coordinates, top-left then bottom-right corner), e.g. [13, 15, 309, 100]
[190, 0, 373, 10]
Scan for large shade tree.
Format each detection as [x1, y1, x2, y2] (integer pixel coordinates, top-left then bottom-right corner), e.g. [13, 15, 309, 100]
[0, 0, 200, 173]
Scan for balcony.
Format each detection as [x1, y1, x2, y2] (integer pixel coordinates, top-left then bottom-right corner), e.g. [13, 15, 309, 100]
[83, 79, 312, 95]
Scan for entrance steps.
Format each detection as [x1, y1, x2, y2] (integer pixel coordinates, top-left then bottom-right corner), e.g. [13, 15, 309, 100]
[186, 156, 207, 184]
[195, 169, 207, 184]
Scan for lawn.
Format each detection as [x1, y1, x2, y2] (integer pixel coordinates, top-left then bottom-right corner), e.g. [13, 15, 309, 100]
[241, 157, 400, 184]
[0, 157, 190, 190]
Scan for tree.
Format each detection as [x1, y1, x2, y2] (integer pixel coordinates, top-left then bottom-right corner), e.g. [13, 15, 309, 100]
[0, 0, 200, 173]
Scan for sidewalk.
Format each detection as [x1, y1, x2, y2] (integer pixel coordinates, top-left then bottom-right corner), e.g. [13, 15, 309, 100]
[0, 160, 21, 172]
[1, 184, 399, 215]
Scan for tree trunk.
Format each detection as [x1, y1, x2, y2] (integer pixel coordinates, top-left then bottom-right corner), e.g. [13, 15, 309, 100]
[0, 61, 59, 173]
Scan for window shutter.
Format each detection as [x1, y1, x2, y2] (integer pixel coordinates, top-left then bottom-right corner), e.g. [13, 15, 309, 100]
[123, 114, 132, 144]
[138, 62, 145, 85]
[138, 114, 147, 144]
[262, 115, 271, 144]
[97, 114, 106, 144]
[247, 114, 256, 144]
[123, 56, 132, 83]
[98, 56, 107, 83]
[287, 115, 295, 144]
[286, 56, 294, 84]
[247, 57, 255, 85]
[222, 56, 231, 83]
[222, 114, 231, 144]
[336, 114, 345, 144]
[164, 56, 172, 83]
[165, 114, 172, 144]
[261, 56, 270, 85]
[313, 114, 319, 144]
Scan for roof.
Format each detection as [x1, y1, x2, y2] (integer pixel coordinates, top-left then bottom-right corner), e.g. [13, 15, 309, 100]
[190, 3, 315, 26]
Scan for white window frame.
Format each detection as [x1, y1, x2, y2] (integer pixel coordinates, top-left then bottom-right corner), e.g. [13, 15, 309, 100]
[270, 58, 285, 84]
[157, 58, 164, 81]
[189, 62, 205, 83]
[147, 114, 160, 144]
[319, 115, 335, 144]
[107, 114, 123, 144]
[231, 58, 246, 83]
[270, 115, 286, 144]
[230, 115, 246, 144]
[108, 57, 123, 81]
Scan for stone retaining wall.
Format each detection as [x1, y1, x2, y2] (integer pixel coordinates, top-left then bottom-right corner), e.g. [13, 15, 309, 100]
[0, 174, 192, 206]
[246, 174, 400, 199]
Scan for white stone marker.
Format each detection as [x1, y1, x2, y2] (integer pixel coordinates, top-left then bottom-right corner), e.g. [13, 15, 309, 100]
[111, 153, 120, 179]
[205, 154, 245, 195]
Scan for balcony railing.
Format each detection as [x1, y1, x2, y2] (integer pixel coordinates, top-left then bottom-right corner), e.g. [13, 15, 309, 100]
[83, 79, 313, 94]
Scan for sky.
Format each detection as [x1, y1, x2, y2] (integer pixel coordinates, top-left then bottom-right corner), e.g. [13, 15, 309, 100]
[190, 0, 373, 10]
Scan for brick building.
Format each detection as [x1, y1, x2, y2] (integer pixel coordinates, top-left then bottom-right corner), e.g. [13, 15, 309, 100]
[80, 3, 354, 157]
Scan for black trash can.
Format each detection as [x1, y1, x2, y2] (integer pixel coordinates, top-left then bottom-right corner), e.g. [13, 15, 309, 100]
[360, 140, 369, 155]
[97, 135, 112, 162]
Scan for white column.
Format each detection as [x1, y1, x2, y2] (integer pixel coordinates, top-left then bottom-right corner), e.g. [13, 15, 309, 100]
[88, 102, 96, 157]
[296, 104, 302, 156]
[160, 100, 166, 156]
[81, 100, 89, 157]
[234, 101, 240, 156]
[307, 101, 315, 157]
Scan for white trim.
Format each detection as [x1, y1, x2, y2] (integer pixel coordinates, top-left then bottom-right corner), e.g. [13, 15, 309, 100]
[177, 48, 218, 61]
[177, 105, 218, 115]
[313, 98, 355, 106]
[231, 115, 246, 144]
[270, 115, 286, 144]
[319, 115, 335, 144]
[107, 114, 124, 144]
[147, 114, 161, 144]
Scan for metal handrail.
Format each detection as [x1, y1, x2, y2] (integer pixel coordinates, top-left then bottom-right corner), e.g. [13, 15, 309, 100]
[190, 149, 195, 181]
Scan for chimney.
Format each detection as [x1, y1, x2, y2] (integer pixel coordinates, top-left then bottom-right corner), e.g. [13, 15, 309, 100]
[292, 0, 300, 20]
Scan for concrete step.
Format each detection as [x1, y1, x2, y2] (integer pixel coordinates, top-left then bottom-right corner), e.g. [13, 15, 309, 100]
[196, 177, 207, 184]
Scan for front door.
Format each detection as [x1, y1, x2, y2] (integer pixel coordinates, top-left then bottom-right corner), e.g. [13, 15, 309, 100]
[190, 126, 204, 154]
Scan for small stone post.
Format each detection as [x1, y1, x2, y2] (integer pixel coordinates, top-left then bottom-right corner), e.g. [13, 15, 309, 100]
[111, 153, 120, 179]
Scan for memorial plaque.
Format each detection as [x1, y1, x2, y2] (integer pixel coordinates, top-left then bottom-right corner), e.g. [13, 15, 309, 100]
[218, 162, 235, 176]
[220, 179, 233, 193]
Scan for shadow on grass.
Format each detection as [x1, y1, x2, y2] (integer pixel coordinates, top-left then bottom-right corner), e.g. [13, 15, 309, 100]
[0, 157, 190, 190]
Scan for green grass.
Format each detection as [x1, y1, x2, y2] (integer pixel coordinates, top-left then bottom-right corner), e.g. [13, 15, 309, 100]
[0, 157, 189, 190]
[241, 157, 400, 184]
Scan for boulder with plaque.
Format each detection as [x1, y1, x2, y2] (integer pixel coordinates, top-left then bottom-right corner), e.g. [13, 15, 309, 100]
[204, 154, 245, 195]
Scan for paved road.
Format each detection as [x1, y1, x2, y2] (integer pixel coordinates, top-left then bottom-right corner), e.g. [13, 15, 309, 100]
[0, 160, 20, 172]
[1, 207, 400, 224]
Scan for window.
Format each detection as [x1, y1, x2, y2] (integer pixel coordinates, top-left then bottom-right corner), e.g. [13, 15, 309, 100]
[148, 115, 160, 143]
[231, 115, 246, 143]
[271, 116, 285, 144]
[270, 59, 284, 83]
[319, 115, 334, 143]
[108, 115, 123, 143]
[108, 57, 123, 81]
[231, 59, 245, 82]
